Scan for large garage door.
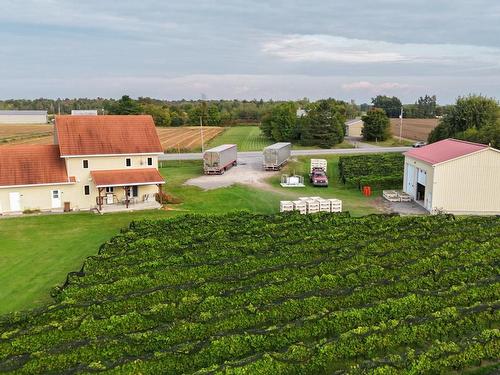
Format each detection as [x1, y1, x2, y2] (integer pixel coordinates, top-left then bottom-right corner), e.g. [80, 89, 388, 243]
[417, 168, 427, 186]
[406, 164, 415, 197]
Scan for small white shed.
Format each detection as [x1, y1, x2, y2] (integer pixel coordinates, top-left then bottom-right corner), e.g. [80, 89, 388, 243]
[71, 110, 98, 115]
[403, 138, 500, 215]
[346, 120, 363, 137]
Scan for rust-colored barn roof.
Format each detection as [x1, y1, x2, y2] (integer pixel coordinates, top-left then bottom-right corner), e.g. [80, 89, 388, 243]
[55, 115, 163, 156]
[91, 168, 165, 187]
[0, 145, 71, 187]
[404, 138, 488, 165]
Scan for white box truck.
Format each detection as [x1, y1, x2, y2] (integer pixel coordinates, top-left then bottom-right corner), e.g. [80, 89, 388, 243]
[263, 142, 292, 171]
[203, 144, 237, 174]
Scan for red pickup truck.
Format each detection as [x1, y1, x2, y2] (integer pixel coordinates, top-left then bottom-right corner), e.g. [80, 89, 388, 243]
[310, 167, 329, 187]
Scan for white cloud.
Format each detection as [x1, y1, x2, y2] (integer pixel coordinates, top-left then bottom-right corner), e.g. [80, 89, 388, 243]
[262, 34, 500, 66]
[342, 81, 412, 91]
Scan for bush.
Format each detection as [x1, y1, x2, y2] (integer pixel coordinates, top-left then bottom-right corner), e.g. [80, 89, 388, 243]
[362, 108, 391, 141]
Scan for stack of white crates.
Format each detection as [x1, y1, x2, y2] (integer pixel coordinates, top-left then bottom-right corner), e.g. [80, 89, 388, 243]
[280, 197, 342, 214]
[327, 198, 342, 213]
[292, 200, 307, 214]
[304, 199, 320, 214]
[280, 201, 294, 213]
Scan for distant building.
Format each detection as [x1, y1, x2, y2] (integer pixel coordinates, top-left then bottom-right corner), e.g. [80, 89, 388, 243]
[403, 139, 500, 215]
[296, 109, 307, 118]
[71, 110, 98, 116]
[346, 120, 363, 138]
[0, 110, 47, 124]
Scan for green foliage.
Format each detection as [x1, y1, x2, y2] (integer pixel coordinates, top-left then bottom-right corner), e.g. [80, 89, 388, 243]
[300, 99, 346, 148]
[106, 95, 142, 115]
[339, 153, 404, 188]
[428, 95, 500, 147]
[140, 103, 171, 126]
[371, 95, 402, 118]
[260, 102, 298, 141]
[404, 95, 437, 118]
[362, 108, 391, 141]
[0, 213, 498, 374]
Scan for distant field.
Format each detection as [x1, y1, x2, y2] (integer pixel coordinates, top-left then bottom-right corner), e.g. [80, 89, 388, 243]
[156, 126, 223, 151]
[390, 118, 439, 141]
[0, 125, 224, 151]
[0, 124, 53, 144]
[206, 126, 273, 151]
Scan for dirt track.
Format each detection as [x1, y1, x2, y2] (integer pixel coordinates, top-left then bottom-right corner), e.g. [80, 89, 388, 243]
[390, 118, 438, 141]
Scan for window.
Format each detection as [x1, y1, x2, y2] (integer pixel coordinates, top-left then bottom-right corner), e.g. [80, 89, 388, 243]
[105, 187, 114, 193]
[83, 160, 88, 168]
[132, 186, 138, 197]
[147, 157, 153, 166]
[84, 185, 90, 195]
[126, 158, 131, 167]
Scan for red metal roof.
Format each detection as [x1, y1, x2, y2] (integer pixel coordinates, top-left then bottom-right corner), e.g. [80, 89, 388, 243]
[404, 138, 488, 165]
[91, 168, 165, 187]
[55, 115, 163, 156]
[0, 145, 71, 187]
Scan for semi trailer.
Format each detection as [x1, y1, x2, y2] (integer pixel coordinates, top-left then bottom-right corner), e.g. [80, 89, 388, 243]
[263, 142, 292, 171]
[203, 144, 238, 174]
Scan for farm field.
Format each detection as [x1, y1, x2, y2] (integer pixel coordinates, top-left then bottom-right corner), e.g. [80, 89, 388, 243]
[0, 213, 498, 373]
[0, 156, 384, 315]
[0, 124, 53, 144]
[390, 118, 439, 141]
[157, 126, 222, 152]
[206, 126, 273, 151]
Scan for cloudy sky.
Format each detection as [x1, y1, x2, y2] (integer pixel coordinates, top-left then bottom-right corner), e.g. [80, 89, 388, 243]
[1, 0, 499, 103]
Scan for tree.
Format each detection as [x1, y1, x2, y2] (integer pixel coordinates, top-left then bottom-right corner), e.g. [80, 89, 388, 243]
[106, 95, 142, 115]
[428, 95, 499, 147]
[300, 100, 345, 148]
[140, 103, 171, 126]
[371, 95, 402, 118]
[206, 105, 221, 126]
[362, 108, 390, 141]
[415, 95, 437, 118]
[260, 102, 297, 142]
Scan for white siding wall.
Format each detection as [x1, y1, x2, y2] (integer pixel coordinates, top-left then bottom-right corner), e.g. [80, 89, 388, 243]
[0, 114, 47, 124]
[432, 149, 500, 215]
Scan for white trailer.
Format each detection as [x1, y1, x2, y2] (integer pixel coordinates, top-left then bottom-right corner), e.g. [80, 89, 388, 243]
[203, 144, 238, 174]
[263, 142, 291, 171]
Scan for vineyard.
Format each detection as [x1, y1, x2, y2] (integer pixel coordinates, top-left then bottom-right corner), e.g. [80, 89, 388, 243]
[0, 212, 499, 374]
[339, 153, 404, 189]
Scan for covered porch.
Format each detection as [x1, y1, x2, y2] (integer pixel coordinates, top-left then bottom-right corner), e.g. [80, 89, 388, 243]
[90, 168, 165, 213]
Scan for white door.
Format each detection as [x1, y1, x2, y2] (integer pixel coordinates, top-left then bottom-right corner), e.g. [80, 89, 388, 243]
[405, 164, 415, 197]
[417, 168, 427, 186]
[9, 192, 21, 211]
[51, 190, 61, 209]
[106, 193, 114, 204]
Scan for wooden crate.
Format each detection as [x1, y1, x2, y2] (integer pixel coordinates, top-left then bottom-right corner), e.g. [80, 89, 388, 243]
[327, 199, 342, 213]
[292, 200, 307, 214]
[305, 199, 320, 214]
[280, 201, 294, 212]
[383, 190, 400, 202]
[399, 192, 412, 202]
[316, 199, 331, 212]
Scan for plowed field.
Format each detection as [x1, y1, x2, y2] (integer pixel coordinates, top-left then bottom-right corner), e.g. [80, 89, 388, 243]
[390, 118, 439, 141]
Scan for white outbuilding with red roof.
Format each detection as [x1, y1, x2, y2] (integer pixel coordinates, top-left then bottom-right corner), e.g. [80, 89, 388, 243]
[403, 138, 500, 215]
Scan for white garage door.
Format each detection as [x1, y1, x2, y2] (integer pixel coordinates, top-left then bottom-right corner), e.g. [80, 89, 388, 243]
[417, 168, 427, 186]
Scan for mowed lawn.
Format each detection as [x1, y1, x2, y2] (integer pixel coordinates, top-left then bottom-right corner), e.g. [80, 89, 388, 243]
[206, 126, 272, 151]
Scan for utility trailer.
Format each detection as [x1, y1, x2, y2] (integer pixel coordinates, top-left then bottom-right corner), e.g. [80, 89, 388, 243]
[263, 142, 291, 171]
[203, 144, 237, 175]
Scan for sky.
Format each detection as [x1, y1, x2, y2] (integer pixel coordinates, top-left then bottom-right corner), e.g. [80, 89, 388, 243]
[1, 0, 499, 104]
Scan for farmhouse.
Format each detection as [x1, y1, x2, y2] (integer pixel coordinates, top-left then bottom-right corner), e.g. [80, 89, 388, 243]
[0, 110, 48, 124]
[0, 115, 165, 214]
[346, 120, 363, 137]
[403, 138, 500, 215]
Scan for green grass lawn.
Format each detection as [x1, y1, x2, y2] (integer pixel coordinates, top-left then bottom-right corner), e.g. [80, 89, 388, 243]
[267, 155, 382, 216]
[362, 137, 414, 147]
[206, 126, 272, 151]
[0, 157, 384, 315]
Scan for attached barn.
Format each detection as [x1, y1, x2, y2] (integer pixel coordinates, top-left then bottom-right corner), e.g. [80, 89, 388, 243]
[403, 138, 500, 215]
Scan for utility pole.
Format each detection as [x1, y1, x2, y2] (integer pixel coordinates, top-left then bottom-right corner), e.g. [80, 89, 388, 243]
[399, 106, 404, 143]
[200, 115, 205, 153]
